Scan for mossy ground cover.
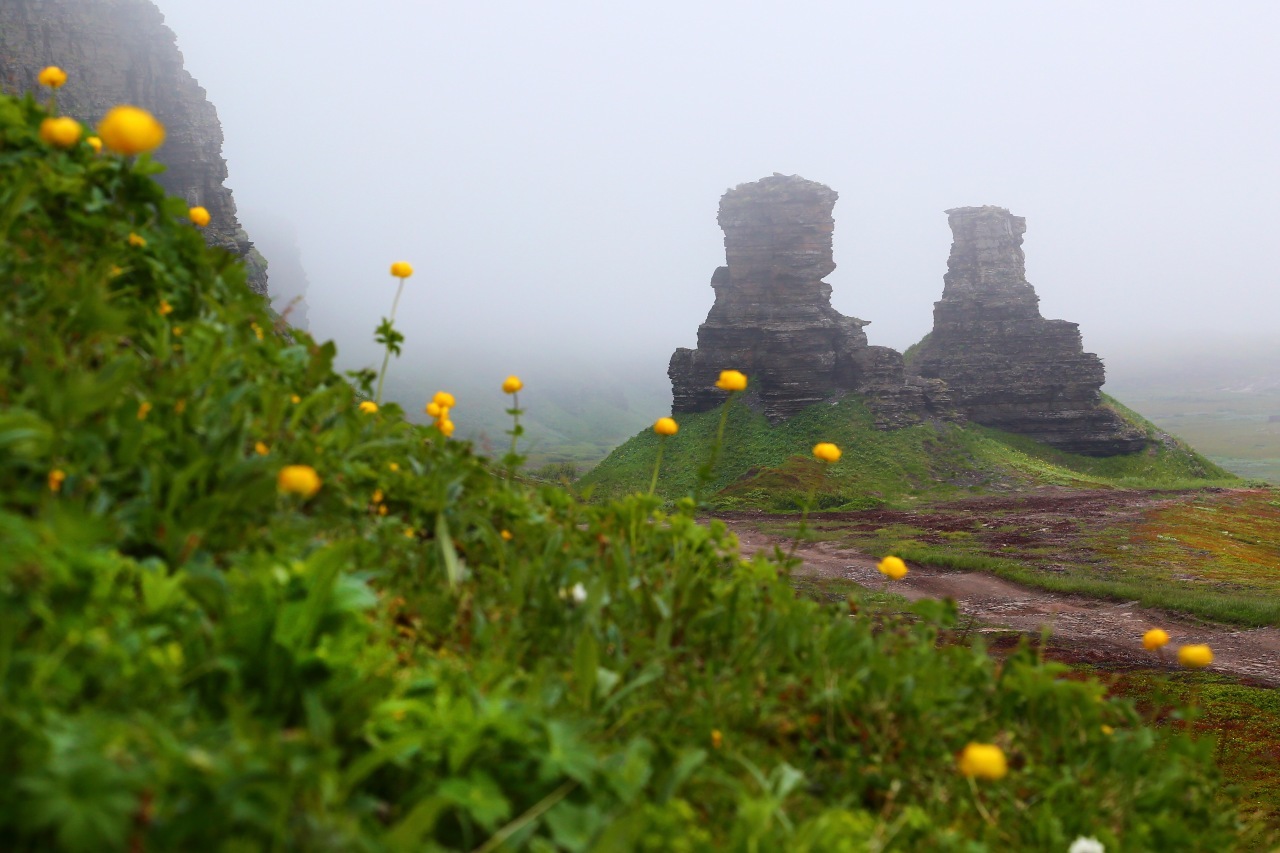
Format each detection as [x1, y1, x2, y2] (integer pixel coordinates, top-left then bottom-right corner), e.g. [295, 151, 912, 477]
[0, 91, 1263, 849]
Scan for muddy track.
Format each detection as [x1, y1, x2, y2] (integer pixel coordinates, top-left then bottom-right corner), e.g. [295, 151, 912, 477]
[725, 519, 1280, 687]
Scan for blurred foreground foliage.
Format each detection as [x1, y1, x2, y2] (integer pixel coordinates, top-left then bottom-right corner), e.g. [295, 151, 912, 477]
[0, 93, 1253, 850]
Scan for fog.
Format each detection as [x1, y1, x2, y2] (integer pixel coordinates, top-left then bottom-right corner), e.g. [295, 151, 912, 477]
[155, 0, 1280, 405]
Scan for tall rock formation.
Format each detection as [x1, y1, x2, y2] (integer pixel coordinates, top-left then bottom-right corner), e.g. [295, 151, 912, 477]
[908, 206, 1146, 455]
[669, 174, 945, 425]
[0, 0, 268, 295]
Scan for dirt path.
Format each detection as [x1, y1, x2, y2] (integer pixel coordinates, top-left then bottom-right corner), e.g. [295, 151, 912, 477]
[727, 522, 1280, 687]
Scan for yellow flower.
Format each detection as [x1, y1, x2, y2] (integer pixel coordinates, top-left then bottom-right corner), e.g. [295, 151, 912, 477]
[137, 401, 152, 420]
[372, 489, 384, 503]
[278, 464, 322, 498]
[390, 261, 414, 279]
[388, 462, 400, 472]
[38, 66, 68, 88]
[502, 375, 523, 394]
[188, 206, 211, 227]
[97, 105, 166, 155]
[128, 232, 147, 248]
[377, 504, 388, 516]
[1100, 725, 1115, 736]
[290, 394, 301, 404]
[173, 399, 186, 414]
[86, 135, 102, 153]
[359, 401, 379, 414]
[158, 299, 173, 316]
[653, 417, 678, 436]
[250, 321, 265, 340]
[500, 529, 513, 541]
[404, 527, 416, 538]
[425, 401, 442, 418]
[438, 419, 455, 437]
[1142, 628, 1170, 651]
[48, 469, 67, 493]
[711, 729, 723, 750]
[172, 327, 183, 337]
[433, 391, 456, 408]
[254, 442, 270, 456]
[1177, 644, 1213, 669]
[39, 116, 81, 148]
[715, 369, 748, 392]
[957, 743, 1007, 780]
[877, 555, 908, 580]
[812, 442, 841, 463]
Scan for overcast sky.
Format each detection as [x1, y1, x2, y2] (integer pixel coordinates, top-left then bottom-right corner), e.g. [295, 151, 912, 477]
[154, 0, 1280, 394]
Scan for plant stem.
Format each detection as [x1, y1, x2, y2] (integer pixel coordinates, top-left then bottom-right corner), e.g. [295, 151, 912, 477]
[649, 436, 667, 495]
[473, 780, 577, 853]
[789, 484, 817, 560]
[373, 278, 406, 405]
[694, 394, 734, 505]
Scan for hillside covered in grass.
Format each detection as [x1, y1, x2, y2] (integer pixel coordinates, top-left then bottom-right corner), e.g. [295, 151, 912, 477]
[580, 394, 1238, 509]
[0, 91, 1261, 850]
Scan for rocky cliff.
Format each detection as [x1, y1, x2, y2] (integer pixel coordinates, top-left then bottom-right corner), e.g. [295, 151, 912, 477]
[0, 0, 268, 295]
[908, 206, 1146, 455]
[669, 174, 947, 426]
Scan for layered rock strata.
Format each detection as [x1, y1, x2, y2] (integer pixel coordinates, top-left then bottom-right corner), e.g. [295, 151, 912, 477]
[0, 0, 268, 295]
[669, 174, 946, 426]
[908, 206, 1146, 455]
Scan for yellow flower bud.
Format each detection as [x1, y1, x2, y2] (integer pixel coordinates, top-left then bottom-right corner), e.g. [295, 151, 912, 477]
[254, 442, 270, 456]
[188, 206, 211, 227]
[388, 462, 400, 472]
[39, 116, 81, 148]
[48, 469, 67, 493]
[425, 401, 442, 418]
[433, 391, 455, 408]
[653, 416, 679, 436]
[86, 135, 102, 153]
[710, 729, 723, 750]
[812, 442, 841, 463]
[359, 401, 378, 414]
[1142, 628, 1169, 651]
[277, 464, 321, 498]
[500, 529, 513, 541]
[290, 394, 301, 404]
[390, 261, 414, 279]
[438, 419, 455, 437]
[97, 105, 166, 155]
[38, 66, 68, 88]
[877, 555, 908, 580]
[1177, 644, 1213, 669]
[158, 299, 173, 316]
[715, 369, 748, 392]
[502, 375, 523, 394]
[957, 743, 1007, 780]
[128, 232, 146, 248]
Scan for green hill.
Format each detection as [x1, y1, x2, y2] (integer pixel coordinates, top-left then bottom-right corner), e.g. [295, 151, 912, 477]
[580, 393, 1238, 507]
[0, 91, 1260, 849]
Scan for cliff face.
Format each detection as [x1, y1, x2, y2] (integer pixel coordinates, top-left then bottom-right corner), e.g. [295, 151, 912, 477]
[908, 206, 1146, 456]
[0, 0, 268, 295]
[669, 174, 947, 425]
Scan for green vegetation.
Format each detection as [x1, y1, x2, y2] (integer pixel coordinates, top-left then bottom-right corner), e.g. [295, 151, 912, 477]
[581, 392, 1237, 507]
[0, 92, 1260, 849]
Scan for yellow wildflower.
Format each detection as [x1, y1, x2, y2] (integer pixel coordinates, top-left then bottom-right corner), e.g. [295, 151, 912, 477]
[38, 66, 68, 88]
[500, 529, 513, 541]
[388, 462, 400, 472]
[433, 391, 455, 408]
[158, 299, 173, 316]
[957, 743, 1007, 780]
[128, 232, 146, 248]
[39, 116, 81, 148]
[277, 464, 322, 498]
[359, 401, 378, 414]
[653, 417, 678, 436]
[877, 555, 908, 580]
[250, 321, 264, 340]
[137, 401, 152, 420]
[711, 729, 723, 750]
[372, 489, 384, 504]
[254, 442, 270, 456]
[377, 504, 388, 516]
[48, 469, 67, 493]
[812, 442, 841, 463]
[715, 369, 748, 392]
[425, 401, 442, 418]
[290, 394, 301, 404]
[404, 527, 416, 538]
[502, 375, 523, 394]
[390, 261, 414, 279]
[438, 419, 455, 437]
[188, 206, 211, 227]
[1142, 628, 1169, 651]
[1177, 644, 1213, 669]
[86, 135, 102, 153]
[97, 105, 166, 155]
[1101, 725, 1114, 736]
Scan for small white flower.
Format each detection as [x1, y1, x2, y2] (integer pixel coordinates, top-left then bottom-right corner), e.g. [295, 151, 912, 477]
[1068, 837, 1105, 853]
[570, 582, 587, 604]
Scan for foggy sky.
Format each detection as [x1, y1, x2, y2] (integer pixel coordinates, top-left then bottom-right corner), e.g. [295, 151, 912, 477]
[154, 0, 1280, 395]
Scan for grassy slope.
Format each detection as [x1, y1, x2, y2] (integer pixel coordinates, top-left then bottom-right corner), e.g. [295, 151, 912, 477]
[580, 393, 1238, 506]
